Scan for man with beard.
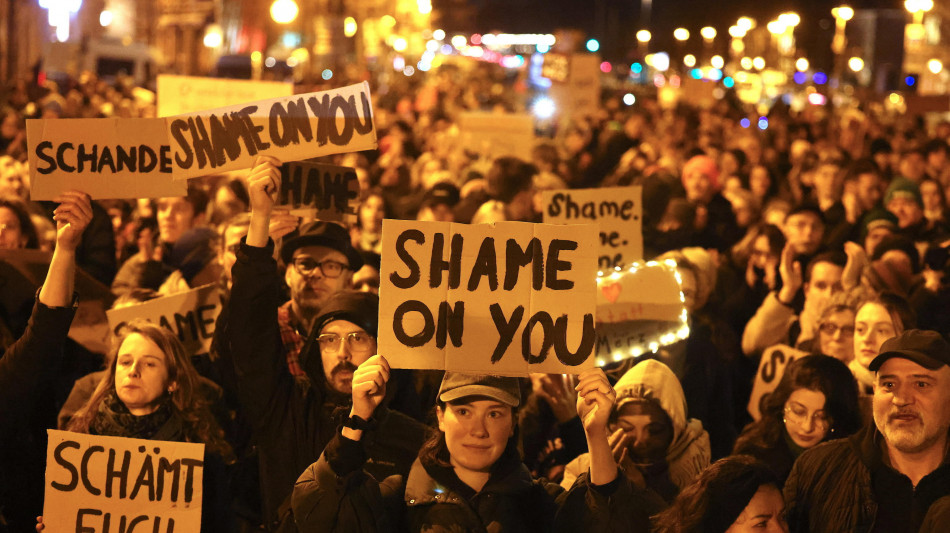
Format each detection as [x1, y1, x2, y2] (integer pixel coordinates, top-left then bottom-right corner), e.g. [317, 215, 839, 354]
[222, 156, 427, 531]
[784, 329, 950, 533]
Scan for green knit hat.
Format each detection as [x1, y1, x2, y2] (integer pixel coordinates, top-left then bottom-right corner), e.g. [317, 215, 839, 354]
[884, 177, 923, 207]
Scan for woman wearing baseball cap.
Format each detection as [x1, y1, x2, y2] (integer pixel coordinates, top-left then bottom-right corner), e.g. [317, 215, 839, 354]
[292, 356, 664, 531]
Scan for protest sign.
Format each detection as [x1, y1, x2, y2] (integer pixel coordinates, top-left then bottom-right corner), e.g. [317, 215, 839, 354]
[27, 83, 377, 199]
[26, 118, 187, 200]
[277, 161, 361, 222]
[541, 53, 570, 82]
[548, 53, 601, 121]
[44, 429, 204, 533]
[458, 112, 535, 160]
[543, 186, 643, 269]
[157, 75, 293, 117]
[593, 261, 687, 366]
[747, 345, 809, 420]
[106, 284, 222, 355]
[378, 220, 598, 375]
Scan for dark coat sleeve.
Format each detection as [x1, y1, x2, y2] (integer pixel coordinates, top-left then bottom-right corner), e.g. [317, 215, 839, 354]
[0, 297, 76, 429]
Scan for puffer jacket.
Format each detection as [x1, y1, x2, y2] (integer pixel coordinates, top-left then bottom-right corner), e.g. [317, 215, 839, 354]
[561, 359, 710, 494]
[221, 239, 428, 531]
[292, 431, 664, 532]
[784, 423, 950, 533]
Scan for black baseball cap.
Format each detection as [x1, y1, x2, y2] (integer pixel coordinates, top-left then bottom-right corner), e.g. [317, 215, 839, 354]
[869, 329, 950, 371]
[279, 221, 363, 271]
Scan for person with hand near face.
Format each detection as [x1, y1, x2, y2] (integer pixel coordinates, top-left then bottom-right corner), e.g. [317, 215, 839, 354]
[560, 359, 710, 503]
[292, 362, 665, 532]
[733, 355, 861, 485]
[653, 455, 789, 533]
[222, 156, 427, 532]
[784, 330, 950, 533]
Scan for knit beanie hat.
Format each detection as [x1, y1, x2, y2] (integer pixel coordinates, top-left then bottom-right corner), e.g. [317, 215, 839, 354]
[884, 177, 923, 207]
[310, 290, 379, 338]
[860, 207, 898, 241]
[681, 155, 720, 190]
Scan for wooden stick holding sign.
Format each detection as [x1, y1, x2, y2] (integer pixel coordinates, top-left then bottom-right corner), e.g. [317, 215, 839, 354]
[106, 284, 222, 357]
[44, 430, 204, 533]
[276, 161, 361, 222]
[27, 82, 376, 199]
[378, 220, 598, 375]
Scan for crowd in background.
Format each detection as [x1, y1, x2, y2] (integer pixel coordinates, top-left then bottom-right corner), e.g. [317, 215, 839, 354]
[2, 61, 950, 533]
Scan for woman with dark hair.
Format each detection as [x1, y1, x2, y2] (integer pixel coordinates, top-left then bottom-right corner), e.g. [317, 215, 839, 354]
[292, 358, 664, 532]
[733, 355, 861, 484]
[653, 455, 788, 533]
[0, 197, 39, 249]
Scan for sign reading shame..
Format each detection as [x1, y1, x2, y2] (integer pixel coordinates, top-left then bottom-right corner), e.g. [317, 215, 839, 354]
[378, 220, 598, 374]
[276, 161, 361, 222]
[44, 430, 204, 533]
[106, 284, 222, 356]
[543, 186, 643, 269]
[27, 82, 376, 199]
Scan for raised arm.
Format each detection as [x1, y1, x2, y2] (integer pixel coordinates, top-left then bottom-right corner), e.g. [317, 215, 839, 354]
[246, 155, 282, 248]
[40, 191, 93, 306]
[575, 368, 618, 486]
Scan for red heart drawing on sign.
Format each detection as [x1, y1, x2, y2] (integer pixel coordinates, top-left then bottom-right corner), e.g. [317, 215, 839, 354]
[601, 282, 622, 303]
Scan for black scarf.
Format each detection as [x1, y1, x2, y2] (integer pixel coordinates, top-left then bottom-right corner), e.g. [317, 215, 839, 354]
[92, 390, 179, 440]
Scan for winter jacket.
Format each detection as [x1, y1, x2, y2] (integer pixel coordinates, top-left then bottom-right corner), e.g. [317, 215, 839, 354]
[221, 238, 428, 531]
[293, 430, 664, 532]
[742, 292, 819, 357]
[0, 296, 76, 533]
[784, 423, 950, 533]
[561, 359, 710, 495]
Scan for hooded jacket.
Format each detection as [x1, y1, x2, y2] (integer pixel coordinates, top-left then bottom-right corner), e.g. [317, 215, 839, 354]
[561, 359, 710, 494]
[221, 239, 428, 531]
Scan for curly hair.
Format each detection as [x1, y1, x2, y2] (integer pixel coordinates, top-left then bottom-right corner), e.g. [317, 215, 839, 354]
[733, 355, 861, 456]
[67, 319, 233, 460]
[0, 198, 38, 248]
[653, 455, 781, 533]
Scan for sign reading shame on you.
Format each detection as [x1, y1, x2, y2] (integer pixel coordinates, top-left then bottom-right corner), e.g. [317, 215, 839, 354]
[44, 430, 204, 533]
[27, 82, 376, 200]
[378, 220, 598, 374]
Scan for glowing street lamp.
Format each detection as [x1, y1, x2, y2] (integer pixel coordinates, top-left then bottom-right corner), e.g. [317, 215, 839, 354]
[848, 56, 865, 72]
[674, 28, 690, 41]
[928, 58, 943, 74]
[737, 17, 755, 32]
[270, 0, 298, 24]
[701, 27, 717, 41]
[636, 30, 652, 43]
[796, 57, 810, 71]
[905, 0, 934, 24]
[344, 17, 357, 38]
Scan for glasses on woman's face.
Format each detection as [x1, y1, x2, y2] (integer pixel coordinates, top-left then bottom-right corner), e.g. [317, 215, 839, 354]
[292, 256, 350, 278]
[819, 322, 855, 337]
[784, 402, 832, 432]
[317, 331, 375, 354]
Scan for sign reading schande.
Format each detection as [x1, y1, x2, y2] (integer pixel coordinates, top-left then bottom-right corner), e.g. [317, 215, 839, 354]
[378, 220, 598, 375]
[27, 82, 376, 199]
[44, 430, 204, 533]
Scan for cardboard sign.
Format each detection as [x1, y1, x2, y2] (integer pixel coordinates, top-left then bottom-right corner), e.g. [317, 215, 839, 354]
[106, 284, 222, 355]
[26, 118, 187, 200]
[594, 261, 687, 366]
[44, 430, 204, 533]
[378, 220, 598, 374]
[458, 112, 535, 160]
[747, 345, 809, 420]
[549, 53, 601, 120]
[157, 75, 293, 117]
[277, 161, 361, 222]
[27, 83, 377, 199]
[543, 186, 643, 269]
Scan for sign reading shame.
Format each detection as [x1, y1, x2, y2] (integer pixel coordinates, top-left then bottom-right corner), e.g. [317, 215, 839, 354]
[106, 284, 222, 356]
[378, 220, 598, 374]
[543, 186, 643, 269]
[27, 82, 376, 199]
[44, 430, 204, 533]
[276, 161, 361, 222]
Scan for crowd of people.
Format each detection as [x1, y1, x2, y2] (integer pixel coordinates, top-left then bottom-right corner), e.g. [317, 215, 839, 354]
[2, 61, 950, 533]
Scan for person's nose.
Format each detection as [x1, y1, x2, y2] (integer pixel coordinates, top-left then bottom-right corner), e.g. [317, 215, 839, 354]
[800, 415, 815, 433]
[337, 338, 352, 361]
[892, 384, 913, 407]
[470, 416, 489, 438]
[129, 361, 142, 377]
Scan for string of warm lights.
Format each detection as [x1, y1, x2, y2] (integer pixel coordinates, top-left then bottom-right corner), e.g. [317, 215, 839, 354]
[593, 259, 690, 367]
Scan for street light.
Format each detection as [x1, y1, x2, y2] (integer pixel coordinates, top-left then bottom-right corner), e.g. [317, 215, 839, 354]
[637, 30, 652, 43]
[848, 56, 865, 71]
[796, 58, 810, 71]
[270, 0, 299, 24]
[905, 0, 934, 24]
[701, 27, 717, 41]
[674, 28, 690, 41]
[928, 58, 943, 74]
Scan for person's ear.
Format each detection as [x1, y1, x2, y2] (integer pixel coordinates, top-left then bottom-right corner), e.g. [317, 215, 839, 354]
[167, 381, 178, 393]
[285, 264, 294, 286]
[436, 405, 446, 432]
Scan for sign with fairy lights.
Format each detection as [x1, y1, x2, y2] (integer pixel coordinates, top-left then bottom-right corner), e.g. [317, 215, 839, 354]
[594, 260, 689, 367]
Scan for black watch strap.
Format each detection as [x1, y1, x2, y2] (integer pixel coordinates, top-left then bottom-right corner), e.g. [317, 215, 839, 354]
[342, 414, 371, 431]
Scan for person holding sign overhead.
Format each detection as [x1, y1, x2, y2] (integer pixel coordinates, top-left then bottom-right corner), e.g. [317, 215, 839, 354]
[0, 191, 91, 532]
[292, 359, 664, 532]
[222, 155, 427, 532]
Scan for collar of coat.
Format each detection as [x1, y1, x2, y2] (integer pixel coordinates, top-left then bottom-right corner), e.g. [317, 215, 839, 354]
[404, 451, 534, 506]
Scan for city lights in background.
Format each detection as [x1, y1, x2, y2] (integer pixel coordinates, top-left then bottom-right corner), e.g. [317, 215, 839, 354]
[711, 55, 724, 69]
[673, 28, 689, 41]
[393, 37, 408, 52]
[796, 58, 810, 71]
[683, 54, 696, 67]
[752, 56, 765, 70]
[700, 27, 717, 40]
[586, 38, 600, 52]
[928, 58, 943, 74]
[99, 9, 113, 27]
[532, 97, 556, 119]
[202, 24, 223, 48]
[270, 0, 298, 24]
[39, 0, 83, 42]
[848, 56, 865, 71]
[417, 0, 432, 15]
[636, 30, 652, 43]
[451, 35, 467, 48]
[623, 93, 636, 105]
[343, 17, 357, 38]
[432, 29, 446, 40]
[652, 52, 670, 72]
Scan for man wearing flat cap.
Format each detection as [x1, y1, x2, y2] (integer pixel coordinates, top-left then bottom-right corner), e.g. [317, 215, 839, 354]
[784, 329, 950, 533]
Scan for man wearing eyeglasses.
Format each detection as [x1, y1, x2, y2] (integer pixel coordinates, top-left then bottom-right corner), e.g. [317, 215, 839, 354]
[224, 156, 427, 532]
[784, 329, 950, 533]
